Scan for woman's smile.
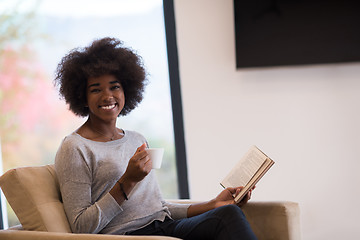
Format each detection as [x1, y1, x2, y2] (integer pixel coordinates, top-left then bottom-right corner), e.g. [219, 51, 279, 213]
[100, 103, 117, 110]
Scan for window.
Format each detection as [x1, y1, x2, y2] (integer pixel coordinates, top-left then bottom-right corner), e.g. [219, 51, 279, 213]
[0, 0, 181, 227]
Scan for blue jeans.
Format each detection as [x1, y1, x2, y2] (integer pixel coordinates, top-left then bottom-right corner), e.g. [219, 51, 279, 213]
[127, 205, 257, 240]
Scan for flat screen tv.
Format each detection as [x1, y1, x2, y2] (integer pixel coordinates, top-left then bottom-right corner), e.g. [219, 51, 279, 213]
[234, 0, 360, 68]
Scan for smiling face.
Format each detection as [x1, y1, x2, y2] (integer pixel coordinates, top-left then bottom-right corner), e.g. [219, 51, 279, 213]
[86, 74, 125, 124]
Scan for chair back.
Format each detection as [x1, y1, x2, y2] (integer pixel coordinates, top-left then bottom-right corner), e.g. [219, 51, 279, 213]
[0, 164, 71, 232]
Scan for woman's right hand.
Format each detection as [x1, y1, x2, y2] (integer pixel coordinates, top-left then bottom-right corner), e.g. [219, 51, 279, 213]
[122, 143, 152, 184]
[110, 143, 152, 204]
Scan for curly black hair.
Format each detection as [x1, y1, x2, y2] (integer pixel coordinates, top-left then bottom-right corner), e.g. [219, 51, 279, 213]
[54, 37, 147, 117]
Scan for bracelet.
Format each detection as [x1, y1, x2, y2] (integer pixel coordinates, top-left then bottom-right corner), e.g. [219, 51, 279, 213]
[118, 182, 128, 200]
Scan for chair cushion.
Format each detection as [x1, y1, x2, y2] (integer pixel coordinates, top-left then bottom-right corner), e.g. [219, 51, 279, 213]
[0, 165, 71, 232]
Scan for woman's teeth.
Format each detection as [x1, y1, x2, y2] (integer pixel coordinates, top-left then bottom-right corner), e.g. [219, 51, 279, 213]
[101, 104, 116, 110]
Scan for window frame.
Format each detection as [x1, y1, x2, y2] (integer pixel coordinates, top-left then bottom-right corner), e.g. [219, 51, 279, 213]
[163, 0, 190, 199]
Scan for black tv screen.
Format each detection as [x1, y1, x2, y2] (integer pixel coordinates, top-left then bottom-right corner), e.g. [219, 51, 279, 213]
[234, 0, 360, 68]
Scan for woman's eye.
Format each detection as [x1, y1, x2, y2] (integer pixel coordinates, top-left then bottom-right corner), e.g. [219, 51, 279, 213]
[90, 89, 100, 93]
[111, 85, 121, 90]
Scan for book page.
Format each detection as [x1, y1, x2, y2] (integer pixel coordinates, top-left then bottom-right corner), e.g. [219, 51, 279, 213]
[234, 158, 274, 202]
[221, 146, 268, 188]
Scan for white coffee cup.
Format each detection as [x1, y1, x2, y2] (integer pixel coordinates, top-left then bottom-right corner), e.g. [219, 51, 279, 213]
[146, 148, 164, 169]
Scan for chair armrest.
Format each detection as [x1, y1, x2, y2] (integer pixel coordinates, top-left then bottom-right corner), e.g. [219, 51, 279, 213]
[0, 230, 181, 240]
[168, 200, 301, 240]
[242, 201, 301, 240]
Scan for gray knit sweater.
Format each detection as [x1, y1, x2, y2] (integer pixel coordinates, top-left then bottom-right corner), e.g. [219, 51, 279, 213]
[55, 130, 189, 235]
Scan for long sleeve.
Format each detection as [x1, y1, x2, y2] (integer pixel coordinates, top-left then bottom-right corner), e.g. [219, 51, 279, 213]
[55, 137, 122, 233]
[163, 201, 191, 220]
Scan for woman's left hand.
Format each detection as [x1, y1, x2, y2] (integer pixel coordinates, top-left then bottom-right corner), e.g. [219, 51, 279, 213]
[187, 186, 255, 218]
[214, 186, 254, 208]
[235, 187, 253, 208]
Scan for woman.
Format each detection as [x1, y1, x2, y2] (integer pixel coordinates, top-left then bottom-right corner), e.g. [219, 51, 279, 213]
[54, 37, 257, 240]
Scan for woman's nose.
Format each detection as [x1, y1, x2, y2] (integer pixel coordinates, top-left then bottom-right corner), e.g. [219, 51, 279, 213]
[102, 90, 114, 101]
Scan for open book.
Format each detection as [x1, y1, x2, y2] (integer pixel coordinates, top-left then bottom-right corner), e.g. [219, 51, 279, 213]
[220, 145, 274, 203]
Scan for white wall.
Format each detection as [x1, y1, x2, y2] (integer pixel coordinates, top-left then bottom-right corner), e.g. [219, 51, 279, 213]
[174, 1, 360, 239]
